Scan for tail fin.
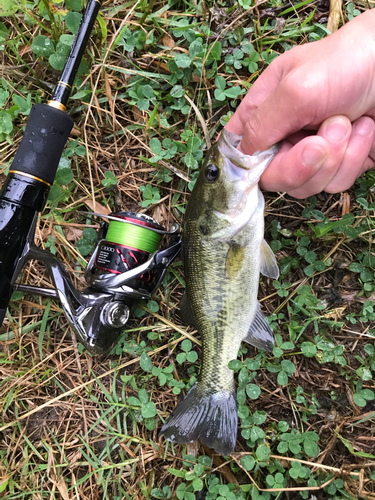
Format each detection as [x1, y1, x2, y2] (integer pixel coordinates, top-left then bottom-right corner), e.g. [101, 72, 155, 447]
[160, 383, 237, 455]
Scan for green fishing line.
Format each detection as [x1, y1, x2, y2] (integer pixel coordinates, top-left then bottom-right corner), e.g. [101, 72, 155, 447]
[106, 220, 161, 254]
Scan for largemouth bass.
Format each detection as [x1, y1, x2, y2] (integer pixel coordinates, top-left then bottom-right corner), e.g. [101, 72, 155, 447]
[161, 129, 280, 455]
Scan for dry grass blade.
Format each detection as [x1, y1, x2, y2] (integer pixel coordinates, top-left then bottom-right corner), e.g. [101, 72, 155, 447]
[184, 94, 211, 149]
[233, 454, 360, 493]
[0, 329, 198, 432]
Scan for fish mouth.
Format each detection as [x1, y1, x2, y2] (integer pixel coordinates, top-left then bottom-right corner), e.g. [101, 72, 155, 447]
[253, 142, 281, 158]
[219, 129, 250, 171]
[220, 128, 281, 162]
[218, 131, 250, 182]
[218, 128, 280, 182]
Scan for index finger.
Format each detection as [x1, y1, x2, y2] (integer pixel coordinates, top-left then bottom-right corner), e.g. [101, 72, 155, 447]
[225, 58, 285, 136]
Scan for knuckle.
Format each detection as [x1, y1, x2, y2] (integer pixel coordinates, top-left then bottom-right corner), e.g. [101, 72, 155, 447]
[324, 179, 345, 194]
[287, 187, 312, 199]
[243, 119, 265, 152]
[282, 73, 306, 102]
[279, 171, 298, 192]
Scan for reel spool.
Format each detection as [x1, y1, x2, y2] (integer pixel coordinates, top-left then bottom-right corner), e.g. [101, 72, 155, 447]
[94, 212, 164, 277]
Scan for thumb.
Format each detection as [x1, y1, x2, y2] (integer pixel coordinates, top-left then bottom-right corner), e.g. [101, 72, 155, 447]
[225, 58, 284, 137]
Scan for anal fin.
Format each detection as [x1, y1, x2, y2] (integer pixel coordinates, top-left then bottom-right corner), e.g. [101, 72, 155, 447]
[260, 239, 279, 279]
[178, 291, 197, 328]
[243, 303, 274, 351]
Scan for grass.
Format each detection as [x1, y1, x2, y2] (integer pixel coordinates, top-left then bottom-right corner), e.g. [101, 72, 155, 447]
[0, 0, 375, 498]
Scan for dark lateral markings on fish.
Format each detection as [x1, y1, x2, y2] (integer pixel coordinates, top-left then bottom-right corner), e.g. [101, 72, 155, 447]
[161, 129, 280, 455]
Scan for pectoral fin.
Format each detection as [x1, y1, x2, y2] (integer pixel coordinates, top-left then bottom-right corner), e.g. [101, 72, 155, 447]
[178, 291, 197, 328]
[225, 241, 245, 280]
[243, 303, 274, 351]
[260, 239, 279, 279]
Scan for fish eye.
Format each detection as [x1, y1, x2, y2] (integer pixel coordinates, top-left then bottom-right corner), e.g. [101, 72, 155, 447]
[205, 163, 219, 183]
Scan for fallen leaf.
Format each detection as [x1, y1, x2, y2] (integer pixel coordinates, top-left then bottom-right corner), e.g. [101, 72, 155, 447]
[70, 126, 81, 137]
[56, 477, 70, 500]
[322, 306, 346, 320]
[131, 105, 145, 123]
[152, 202, 168, 227]
[84, 199, 111, 216]
[162, 33, 175, 48]
[65, 227, 83, 241]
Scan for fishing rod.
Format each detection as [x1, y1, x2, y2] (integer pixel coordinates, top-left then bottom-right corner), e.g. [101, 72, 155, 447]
[0, 1, 181, 354]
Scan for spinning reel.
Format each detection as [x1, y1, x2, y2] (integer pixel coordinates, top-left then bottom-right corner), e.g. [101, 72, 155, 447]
[12, 212, 181, 355]
[0, 0, 182, 355]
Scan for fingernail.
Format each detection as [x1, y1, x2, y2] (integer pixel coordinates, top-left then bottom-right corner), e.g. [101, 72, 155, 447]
[354, 117, 374, 136]
[302, 145, 328, 168]
[325, 118, 349, 141]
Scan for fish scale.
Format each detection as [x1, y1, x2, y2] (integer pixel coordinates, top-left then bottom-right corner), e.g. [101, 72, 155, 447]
[161, 129, 280, 455]
[187, 218, 263, 394]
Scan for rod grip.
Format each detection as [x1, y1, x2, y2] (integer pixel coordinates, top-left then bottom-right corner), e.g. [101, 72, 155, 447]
[10, 103, 74, 185]
[0, 174, 51, 327]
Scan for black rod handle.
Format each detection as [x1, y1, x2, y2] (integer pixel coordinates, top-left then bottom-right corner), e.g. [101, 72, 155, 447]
[10, 103, 73, 185]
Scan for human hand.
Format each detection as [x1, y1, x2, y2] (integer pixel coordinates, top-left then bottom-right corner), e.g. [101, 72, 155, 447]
[226, 10, 375, 198]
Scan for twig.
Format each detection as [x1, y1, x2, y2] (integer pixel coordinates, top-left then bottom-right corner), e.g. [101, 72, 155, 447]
[183, 94, 211, 149]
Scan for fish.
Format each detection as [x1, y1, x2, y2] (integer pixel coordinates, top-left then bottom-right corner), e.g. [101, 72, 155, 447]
[160, 129, 280, 455]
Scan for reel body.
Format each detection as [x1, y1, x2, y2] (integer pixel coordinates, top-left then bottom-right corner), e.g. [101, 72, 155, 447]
[13, 212, 181, 355]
